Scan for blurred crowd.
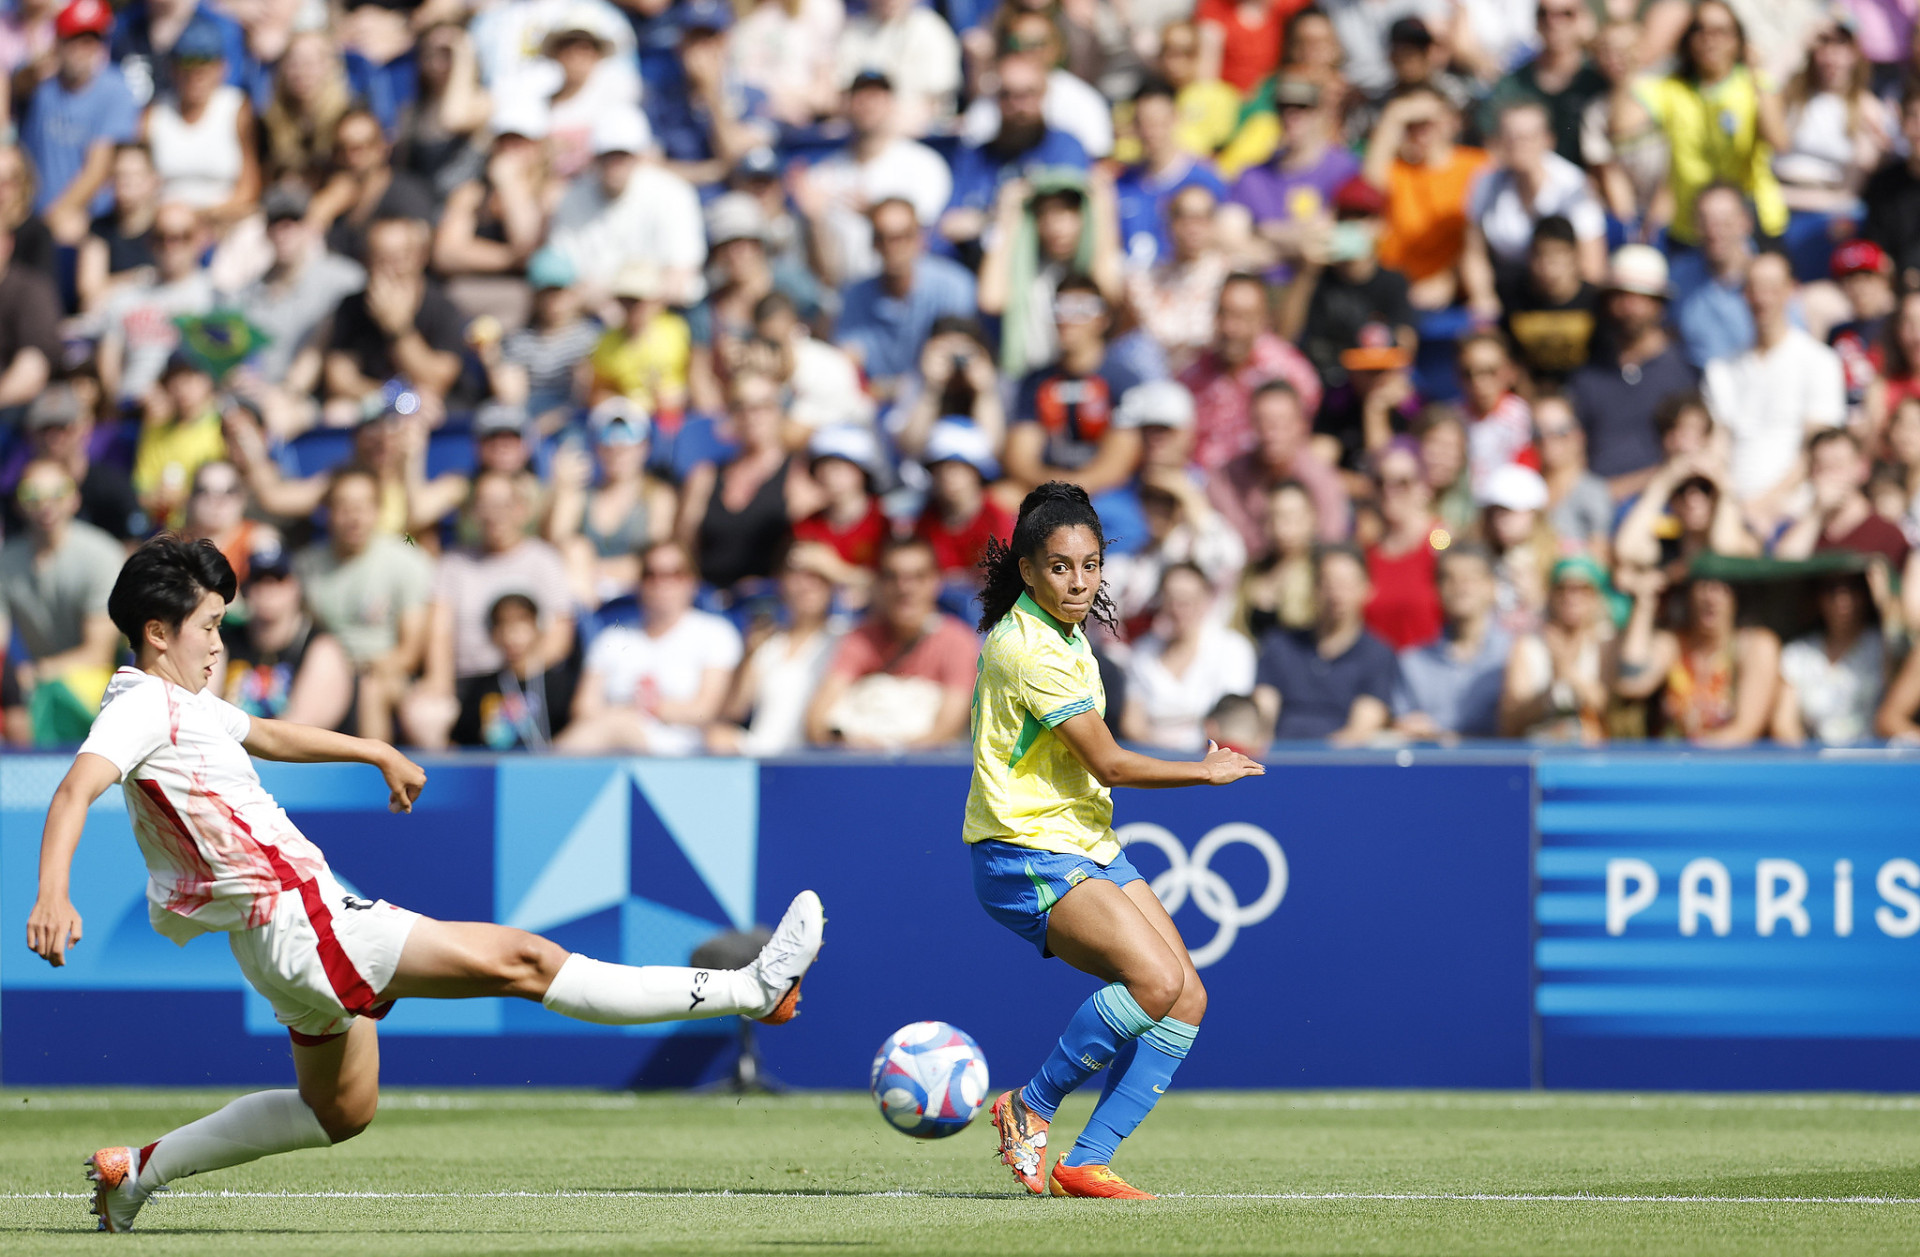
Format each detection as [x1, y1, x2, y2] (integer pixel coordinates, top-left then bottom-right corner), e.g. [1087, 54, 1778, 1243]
[9, 0, 1920, 754]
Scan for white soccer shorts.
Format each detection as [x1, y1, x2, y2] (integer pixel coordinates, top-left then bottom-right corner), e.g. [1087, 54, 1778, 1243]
[227, 870, 421, 1041]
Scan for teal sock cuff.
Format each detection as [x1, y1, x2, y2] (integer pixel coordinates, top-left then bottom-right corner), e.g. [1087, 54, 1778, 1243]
[1090, 983, 1157, 1039]
[1141, 1016, 1199, 1060]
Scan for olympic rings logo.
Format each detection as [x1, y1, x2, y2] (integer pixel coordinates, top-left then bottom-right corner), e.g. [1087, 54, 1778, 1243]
[1115, 822, 1288, 969]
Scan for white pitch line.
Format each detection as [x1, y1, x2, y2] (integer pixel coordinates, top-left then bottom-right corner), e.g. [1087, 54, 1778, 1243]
[6, 1190, 1920, 1205]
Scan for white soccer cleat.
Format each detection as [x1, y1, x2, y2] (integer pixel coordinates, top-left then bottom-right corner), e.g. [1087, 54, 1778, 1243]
[748, 890, 825, 1024]
[85, 1146, 149, 1232]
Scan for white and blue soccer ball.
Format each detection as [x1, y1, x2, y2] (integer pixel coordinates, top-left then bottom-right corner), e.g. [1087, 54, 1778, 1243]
[869, 1021, 990, 1139]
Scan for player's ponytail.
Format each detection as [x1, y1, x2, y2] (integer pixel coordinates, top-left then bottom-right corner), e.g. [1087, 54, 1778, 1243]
[977, 481, 1119, 633]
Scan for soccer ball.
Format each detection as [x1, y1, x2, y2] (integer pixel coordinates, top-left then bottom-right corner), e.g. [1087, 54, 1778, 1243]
[869, 1021, 990, 1139]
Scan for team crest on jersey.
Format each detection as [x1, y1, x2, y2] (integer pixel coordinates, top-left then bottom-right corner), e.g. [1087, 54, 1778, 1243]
[1065, 867, 1089, 888]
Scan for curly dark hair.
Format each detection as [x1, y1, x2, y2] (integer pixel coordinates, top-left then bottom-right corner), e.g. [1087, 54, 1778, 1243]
[977, 481, 1119, 633]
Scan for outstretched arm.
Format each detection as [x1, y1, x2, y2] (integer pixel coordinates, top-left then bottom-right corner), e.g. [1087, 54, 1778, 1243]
[242, 719, 427, 814]
[26, 752, 123, 966]
[1052, 710, 1264, 789]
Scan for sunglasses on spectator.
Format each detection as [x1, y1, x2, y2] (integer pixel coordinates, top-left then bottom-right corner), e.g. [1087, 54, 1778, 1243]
[1537, 5, 1580, 22]
[997, 85, 1045, 102]
[18, 481, 74, 505]
[873, 227, 919, 245]
[1379, 474, 1417, 489]
[195, 480, 243, 497]
[1053, 294, 1106, 322]
[642, 566, 694, 582]
[1691, 20, 1736, 37]
[1539, 426, 1578, 439]
[157, 230, 198, 245]
[1162, 40, 1197, 57]
[1461, 362, 1505, 377]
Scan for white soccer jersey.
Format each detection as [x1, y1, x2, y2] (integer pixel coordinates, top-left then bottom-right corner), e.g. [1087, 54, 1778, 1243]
[78, 667, 328, 944]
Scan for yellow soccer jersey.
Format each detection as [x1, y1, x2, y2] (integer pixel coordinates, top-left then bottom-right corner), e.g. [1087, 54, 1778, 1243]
[962, 592, 1119, 863]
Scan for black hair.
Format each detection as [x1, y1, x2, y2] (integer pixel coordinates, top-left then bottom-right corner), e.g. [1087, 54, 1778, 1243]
[1530, 214, 1578, 249]
[108, 534, 238, 647]
[753, 290, 798, 326]
[1132, 74, 1177, 105]
[1676, 0, 1746, 84]
[977, 481, 1119, 633]
[1652, 390, 1711, 438]
[488, 592, 539, 628]
[1055, 271, 1104, 300]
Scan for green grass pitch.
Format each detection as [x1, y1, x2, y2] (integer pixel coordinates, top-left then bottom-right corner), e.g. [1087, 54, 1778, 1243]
[4, 1088, 1919, 1254]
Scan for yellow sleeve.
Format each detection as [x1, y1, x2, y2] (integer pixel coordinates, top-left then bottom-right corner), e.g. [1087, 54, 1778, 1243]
[1011, 643, 1098, 728]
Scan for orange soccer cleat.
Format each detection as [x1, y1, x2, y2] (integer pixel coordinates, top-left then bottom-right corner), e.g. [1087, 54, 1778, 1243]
[1047, 1161, 1157, 1200]
[989, 1091, 1050, 1194]
[85, 1146, 149, 1231]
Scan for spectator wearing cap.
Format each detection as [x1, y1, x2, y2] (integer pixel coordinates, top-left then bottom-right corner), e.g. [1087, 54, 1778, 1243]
[1104, 379, 1247, 625]
[708, 545, 844, 755]
[728, 0, 844, 128]
[0, 458, 125, 735]
[1210, 379, 1351, 553]
[1365, 83, 1491, 310]
[791, 426, 889, 598]
[1828, 240, 1894, 422]
[834, 197, 978, 399]
[1460, 101, 1607, 319]
[1121, 560, 1257, 752]
[23, 0, 138, 242]
[556, 538, 744, 755]
[1863, 83, 1920, 292]
[547, 108, 706, 306]
[1669, 183, 1761, 367]
[1276, 175, 1417, 461]
[450, 592, 580, 750]
[1392, 542, 1510, 740]
[2, 384, 142, 540]
[939, 52, 1090, 250]
[589, 260, 692, 418]
[806, 535, 975, 749]
[1179, 271, 1324, 473]
[1567, 245, 1702, 495]
[537, 5, 642, 180]
[456, 401, 548, 541]
[108, 0, 253, 108]
[1536, 392, 1614, 563]
[293, 464, 434, 741]
[1776, 428, 1911, 567]
[959, 10, 1113, 161]
[546, 399, 677, 607]
[468, 0, 639, 112]
[1480, 461, 1557, 635]
[75, 142, 162, 314]
[1704, 251, 1846, 525]
[0, 220, 61, 420]
[791, 69, 953, 286]
[836, 0, 962, 137]
[226, 185, 365, 422]
[491, 248, 597, 428]
[1003, 274, 1155, 503]
[1112, 77, 1228, 274]
[1128, 182, 1230, 375]
[180, 457, 275, 584]
[1476, 0, 1610, 168]
[1500, 554, 1616, 743]
[1253, 542, 1397, 744]
[310, 108, 438, 265]
[132, 349, 225, 530]
[220, 542, 355, 731]
[96, 201, 214, 409]
[139, 13, 259, 228]
[1363, 439, 1445, 650]
[644, 0, 775, 189]
[406, 468, 575, 746]
[915, 419, 1013, 586]
[1500, 215, 1601, 385]
[323, 215, 466, 412]
[432, 99, 558, 291]
[1220, 75, 1362, 281]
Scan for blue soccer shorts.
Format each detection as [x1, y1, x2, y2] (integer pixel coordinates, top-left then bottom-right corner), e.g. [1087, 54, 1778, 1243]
[971, 839, 1143, 957]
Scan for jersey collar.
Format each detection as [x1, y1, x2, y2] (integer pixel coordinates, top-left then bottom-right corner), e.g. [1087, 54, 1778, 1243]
[1016, 591, 1077, 642]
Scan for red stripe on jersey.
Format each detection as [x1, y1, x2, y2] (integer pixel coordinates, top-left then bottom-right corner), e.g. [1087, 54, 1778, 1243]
[261, 845, 381, 1017]
[132, 781, 220, 916]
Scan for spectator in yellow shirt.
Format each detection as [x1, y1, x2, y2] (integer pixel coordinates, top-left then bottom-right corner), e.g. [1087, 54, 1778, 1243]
[133, 352, 227, 531]
[589, 261, 692, 418]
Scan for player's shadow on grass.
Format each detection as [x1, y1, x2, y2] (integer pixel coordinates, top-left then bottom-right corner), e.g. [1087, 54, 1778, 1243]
[1598, 1168, 1920, 1200]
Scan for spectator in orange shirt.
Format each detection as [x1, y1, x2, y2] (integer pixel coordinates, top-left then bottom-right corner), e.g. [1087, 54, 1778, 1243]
[1365, 84, 1490, 309]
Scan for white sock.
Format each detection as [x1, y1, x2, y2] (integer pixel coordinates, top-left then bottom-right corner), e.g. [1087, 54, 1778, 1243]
[541, 954, 765, 1024]
[137, 1089, 332, 1192]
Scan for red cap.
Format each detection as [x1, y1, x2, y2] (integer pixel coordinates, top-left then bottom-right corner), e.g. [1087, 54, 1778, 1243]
[55, 0, 112, 39]
[1331, 176, 1387, 218]
[1831, 238, 1890, 279]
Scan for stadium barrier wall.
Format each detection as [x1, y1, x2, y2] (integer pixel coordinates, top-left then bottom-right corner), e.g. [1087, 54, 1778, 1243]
[3, 752, 1918, 1090]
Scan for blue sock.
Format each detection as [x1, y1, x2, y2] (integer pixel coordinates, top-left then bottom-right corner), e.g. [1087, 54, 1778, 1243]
[1062, 1017, 1198, 1167]
[1019, 984, 1156, 1120]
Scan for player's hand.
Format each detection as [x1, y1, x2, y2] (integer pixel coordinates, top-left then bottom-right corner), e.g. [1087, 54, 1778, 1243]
[26, 896, 83, 967]
[1202, 741, 1265, 785]
[381, 751, 428, 814]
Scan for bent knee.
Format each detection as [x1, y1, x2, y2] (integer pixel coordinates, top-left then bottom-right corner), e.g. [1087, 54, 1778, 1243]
[1127, 964, 1187, 1022]
[307, 1096, 377, 1144]
[1172, 972, 1208, 1025]
[499, 932, 569, 997]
